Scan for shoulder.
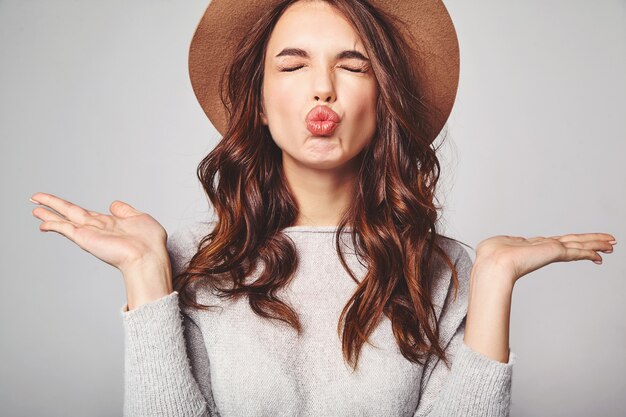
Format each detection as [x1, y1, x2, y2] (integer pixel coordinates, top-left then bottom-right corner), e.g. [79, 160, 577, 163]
[432, 235, 474, 289]
[429, 235, 474, 342]
[167, 219, 218, 277]
[434, 235, 473, 271]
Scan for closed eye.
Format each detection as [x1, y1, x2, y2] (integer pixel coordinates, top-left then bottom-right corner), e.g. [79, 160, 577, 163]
[279, 65, 304, 72]
[279, 65, 367, 73]
[341, 66, 368, 73]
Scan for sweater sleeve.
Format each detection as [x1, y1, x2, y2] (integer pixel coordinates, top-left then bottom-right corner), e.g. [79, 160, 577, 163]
[120, 291, 216, 416]
[119, 223, 220, 416]
[414, 317, 517, 417]
[413, 241, 517, 417]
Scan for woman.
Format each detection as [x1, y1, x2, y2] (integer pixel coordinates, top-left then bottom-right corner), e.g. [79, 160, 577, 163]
[30, 0, 616, 416]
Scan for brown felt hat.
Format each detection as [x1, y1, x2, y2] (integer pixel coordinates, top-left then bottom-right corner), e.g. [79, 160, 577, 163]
[188, 0, 460, 144]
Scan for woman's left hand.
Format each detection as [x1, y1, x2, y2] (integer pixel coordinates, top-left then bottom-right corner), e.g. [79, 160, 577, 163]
[474, 233, 617, 287]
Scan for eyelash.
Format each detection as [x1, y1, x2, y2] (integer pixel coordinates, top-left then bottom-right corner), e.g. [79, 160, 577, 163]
[280, 65, 367, 73]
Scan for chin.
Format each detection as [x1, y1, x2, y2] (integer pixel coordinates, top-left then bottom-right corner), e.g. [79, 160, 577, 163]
[285, 151, 344, 169]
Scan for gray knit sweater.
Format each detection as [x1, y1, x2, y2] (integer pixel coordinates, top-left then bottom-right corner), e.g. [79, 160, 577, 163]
[120, 221, 516, 416]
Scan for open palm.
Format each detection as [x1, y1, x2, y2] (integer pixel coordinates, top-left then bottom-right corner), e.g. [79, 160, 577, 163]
[30, 192, 168, 274]
[475, 233, 616, 285]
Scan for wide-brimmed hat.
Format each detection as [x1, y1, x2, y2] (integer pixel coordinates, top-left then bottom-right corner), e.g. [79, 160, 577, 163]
[188, 0, 459, 144]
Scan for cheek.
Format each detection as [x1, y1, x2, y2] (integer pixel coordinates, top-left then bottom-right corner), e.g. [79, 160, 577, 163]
[346, 84, 378, 146]
[261, 79, 303, 152]
[264, 77, 301, 117]
[263, 78, 303, 132]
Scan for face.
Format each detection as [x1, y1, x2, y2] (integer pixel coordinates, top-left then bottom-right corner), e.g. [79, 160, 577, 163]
[260, 0, 379, 171]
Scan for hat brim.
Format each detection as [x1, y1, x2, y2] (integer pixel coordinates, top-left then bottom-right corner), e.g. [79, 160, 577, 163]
[188, 0, 459, 144]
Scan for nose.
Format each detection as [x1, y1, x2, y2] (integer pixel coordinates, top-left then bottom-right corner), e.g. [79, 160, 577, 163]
[314, 91, 334, 103]
[312, 66, 336, 103]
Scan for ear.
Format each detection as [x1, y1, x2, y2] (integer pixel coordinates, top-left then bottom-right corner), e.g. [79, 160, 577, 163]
[259, 93, 268, 125]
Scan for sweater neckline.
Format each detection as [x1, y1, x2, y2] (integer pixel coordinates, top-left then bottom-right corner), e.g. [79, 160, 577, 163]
[281, 225, 352, 233]
[204, 220, 353, 233]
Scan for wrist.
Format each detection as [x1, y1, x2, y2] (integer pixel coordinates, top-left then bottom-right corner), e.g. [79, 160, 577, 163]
[465, 257, 515, 363]
[471, 256, 516, 293]
[122, 257, 173, 311]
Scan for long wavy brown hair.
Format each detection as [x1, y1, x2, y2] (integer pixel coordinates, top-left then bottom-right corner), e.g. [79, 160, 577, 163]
[174, 0, 469, 372]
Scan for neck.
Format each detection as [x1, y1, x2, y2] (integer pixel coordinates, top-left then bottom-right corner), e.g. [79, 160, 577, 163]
[282, 153, 359, 227]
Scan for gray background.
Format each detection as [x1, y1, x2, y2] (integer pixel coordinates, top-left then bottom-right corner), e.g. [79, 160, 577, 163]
[2, 0, 624, 416]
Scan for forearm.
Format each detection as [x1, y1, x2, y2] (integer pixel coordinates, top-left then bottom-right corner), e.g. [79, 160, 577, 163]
[463, 258, 515, 363]
[416, 253, 517, 417]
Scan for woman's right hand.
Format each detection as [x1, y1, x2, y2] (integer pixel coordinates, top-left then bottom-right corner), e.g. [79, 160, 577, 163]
[30, 192, 173, 308]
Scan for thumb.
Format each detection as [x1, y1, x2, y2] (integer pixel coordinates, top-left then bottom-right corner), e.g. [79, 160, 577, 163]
[109, 200, 141, 218]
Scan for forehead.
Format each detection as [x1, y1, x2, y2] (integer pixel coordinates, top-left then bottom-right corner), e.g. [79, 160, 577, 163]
[266, 1, 365, 54]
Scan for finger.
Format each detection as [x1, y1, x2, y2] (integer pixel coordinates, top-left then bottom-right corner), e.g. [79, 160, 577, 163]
[562, 239, 614, 253]
[555, 233, 616, 243]
[563, 247, 603, 264]
[33, 206, 108, 230]
[109, 200, 142, 219]
[32, 206, 74, 225]
[525, 236, 549, 244]
[31, 192, 91, 225]
[32, 195, 107, 228]
[39, 219, 78, 241]
[504, 235, 526, 241]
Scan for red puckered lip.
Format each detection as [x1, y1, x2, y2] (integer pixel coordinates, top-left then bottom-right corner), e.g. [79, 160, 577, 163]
[305, 105, 340, 136]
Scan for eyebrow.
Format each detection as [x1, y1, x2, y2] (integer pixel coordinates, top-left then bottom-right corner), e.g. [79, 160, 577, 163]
[274, 47, 370, 62]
